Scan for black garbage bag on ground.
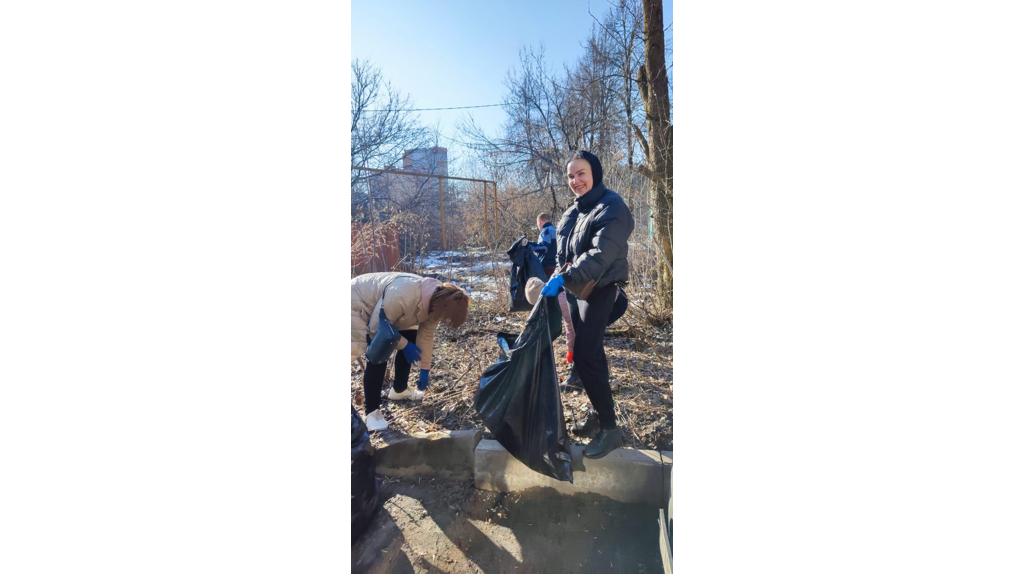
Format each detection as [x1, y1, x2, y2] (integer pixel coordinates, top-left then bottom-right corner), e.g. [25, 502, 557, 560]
[351, 406, 379, 541]
[475, 299, 573, 482]
[507, 236, 547, 312]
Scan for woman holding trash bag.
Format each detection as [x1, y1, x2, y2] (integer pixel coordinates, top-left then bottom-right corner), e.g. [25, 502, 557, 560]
[541, 150, 635, 459]
[351, 272, 470, 431]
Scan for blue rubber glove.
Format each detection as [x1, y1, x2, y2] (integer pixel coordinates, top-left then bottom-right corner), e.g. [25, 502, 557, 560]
[417, 369, 430, 390]
[540, 274, 564, 297]
[401, 342, 421, 363]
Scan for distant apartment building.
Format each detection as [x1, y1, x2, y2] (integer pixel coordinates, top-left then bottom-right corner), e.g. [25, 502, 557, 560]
[402, 147, 448, 177]
[365, 147, 449, 208]
[356, 147, 454, 256]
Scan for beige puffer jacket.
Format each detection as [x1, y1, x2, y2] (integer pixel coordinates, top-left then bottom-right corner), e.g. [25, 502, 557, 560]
[351, 272, 443, 370]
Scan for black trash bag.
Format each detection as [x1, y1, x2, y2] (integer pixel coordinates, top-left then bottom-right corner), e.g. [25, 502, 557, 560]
[351, 406, 379, 542]
[507, 236, 547, 312]
[475, 299, 573, 482]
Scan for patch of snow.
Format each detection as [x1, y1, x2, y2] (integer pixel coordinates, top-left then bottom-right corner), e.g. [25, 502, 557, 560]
[416, 251, 508, 283]
[461, 274, 497, 284]
[419, 256, 455, 269]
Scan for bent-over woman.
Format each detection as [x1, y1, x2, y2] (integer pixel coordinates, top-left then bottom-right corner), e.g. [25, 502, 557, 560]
[351, 272, 470, 431]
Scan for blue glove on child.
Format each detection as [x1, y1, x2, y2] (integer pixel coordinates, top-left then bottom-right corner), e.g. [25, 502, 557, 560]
[402, 342, 421, 363]
[417, 369, 430, 390]
[540, 274, 565, 297]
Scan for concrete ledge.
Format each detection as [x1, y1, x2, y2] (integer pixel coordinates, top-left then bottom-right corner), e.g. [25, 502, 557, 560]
[375, 429, 482, 481]
[474, 439, 666, 506]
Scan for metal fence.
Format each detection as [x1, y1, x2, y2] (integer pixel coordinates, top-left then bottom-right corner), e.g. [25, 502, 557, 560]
[351, 166, 501, 275]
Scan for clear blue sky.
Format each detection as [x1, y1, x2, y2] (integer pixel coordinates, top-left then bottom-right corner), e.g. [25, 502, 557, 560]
[352, 0, 673, 173]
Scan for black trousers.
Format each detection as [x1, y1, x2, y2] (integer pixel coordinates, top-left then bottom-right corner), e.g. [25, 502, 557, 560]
[363, 329, 417, 415]
[568, 283, 621, 429]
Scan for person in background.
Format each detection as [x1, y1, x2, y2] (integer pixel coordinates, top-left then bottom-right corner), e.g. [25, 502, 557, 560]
[540, 150, 635, 459]
[527, 213, 558, 278]
[351, 272, 470, 432]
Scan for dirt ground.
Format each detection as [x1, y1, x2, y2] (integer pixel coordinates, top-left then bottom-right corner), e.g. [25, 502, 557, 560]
[351, 249, 674, 452]
[352, 476, 664, 573]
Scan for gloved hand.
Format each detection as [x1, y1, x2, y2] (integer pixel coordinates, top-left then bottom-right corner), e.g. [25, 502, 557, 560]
[541, 274, 564, 297]
[566, 351, 574, 364]
[402, 342, 421, 363]
[417, 369, 430, 390]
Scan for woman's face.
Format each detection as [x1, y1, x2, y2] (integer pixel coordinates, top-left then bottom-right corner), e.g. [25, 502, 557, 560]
[566, 158, 594, 197]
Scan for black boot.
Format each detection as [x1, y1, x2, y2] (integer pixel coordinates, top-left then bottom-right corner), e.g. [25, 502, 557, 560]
[584, 427, 623, 459]
[570, 410, 600, 438]
[561, 365, 584, 393]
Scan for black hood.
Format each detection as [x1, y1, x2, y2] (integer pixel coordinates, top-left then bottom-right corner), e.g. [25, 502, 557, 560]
[571, 149, 604, 188]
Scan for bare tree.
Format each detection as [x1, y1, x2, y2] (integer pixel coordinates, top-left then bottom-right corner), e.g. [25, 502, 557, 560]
[457, 49, 562, 212]
[460, 44, 626, 216]
[637, 0, 673, 304]
[350, 59, 428, 186]
[592, 0, 646, 169]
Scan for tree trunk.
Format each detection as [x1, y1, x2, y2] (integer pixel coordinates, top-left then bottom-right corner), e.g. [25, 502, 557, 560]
[641, 0, 673, 306]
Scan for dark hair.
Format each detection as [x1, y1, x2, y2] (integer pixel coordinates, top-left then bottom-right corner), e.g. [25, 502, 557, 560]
[567, 150, 603, 187]
[429, 283, 470, 329]
[537, 213, 551, 222]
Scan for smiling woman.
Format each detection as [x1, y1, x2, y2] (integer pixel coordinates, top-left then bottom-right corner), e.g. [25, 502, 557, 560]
[540, 149, 636, 459]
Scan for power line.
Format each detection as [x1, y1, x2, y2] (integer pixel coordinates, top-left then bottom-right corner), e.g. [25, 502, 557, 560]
[363, 103, 503, 112]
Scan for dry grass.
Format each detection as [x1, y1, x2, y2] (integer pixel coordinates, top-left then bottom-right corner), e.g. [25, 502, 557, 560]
[351, 249, 673, 452]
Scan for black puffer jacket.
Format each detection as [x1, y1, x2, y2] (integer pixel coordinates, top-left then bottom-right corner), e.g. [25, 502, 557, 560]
[555, 209, 579, 268]
[556, 183, 634, 290]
